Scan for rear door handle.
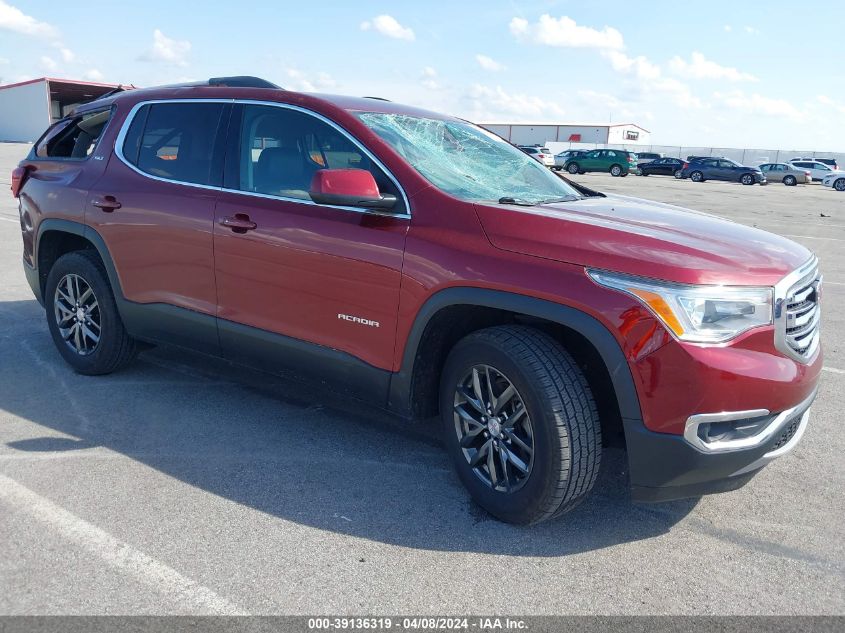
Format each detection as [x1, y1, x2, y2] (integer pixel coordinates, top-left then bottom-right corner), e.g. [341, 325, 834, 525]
[92, 195, 122, 212]
[219, 213, 257, 233]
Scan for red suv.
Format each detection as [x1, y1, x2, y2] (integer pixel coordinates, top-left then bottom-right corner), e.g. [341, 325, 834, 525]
[12, 76, 821, 524]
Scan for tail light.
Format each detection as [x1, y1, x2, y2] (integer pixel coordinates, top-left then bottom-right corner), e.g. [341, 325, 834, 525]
[10, 166, 29, 198]
[805, 171, 811, 177]
[682, 162, 689, 169]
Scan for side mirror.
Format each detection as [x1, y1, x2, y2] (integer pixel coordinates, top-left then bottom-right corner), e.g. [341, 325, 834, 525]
[309, 168, 396, 210]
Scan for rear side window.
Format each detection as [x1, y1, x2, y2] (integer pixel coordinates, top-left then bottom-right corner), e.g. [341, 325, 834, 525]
[121, 102, 227, 186]
[35, 108, 112, 159]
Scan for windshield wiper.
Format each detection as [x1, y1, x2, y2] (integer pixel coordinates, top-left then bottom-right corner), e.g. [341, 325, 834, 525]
[498, 196, 536, 206]
[538, 196, 582, 204]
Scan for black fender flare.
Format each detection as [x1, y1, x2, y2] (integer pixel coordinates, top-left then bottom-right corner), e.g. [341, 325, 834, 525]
[35, 219, 127, 302]
[386, 287, 642, 424]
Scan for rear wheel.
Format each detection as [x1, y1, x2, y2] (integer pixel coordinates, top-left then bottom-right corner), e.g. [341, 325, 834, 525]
[783, 175, 797, 186]
[609, 164, 623, 177]
[835, 178, 845, 192]
[45, 251, 138, 375]
[567, 163, 580, 175]
[440, 326, 601, 524]
[690, 170, 704, 182]
[674, 169, 683, 179]
[740, 173, 755, 185]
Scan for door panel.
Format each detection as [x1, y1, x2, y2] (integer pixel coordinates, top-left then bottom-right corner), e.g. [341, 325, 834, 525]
[214, 103, 409, 372]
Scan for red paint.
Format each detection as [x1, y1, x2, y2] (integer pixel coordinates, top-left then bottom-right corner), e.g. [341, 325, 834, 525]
[16, 84, 821, 438]
[310, 168, 380, 197]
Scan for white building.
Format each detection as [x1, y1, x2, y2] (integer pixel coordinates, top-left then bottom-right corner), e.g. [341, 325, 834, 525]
[0, 77, 121, 142]
[480, 122, 651, 149]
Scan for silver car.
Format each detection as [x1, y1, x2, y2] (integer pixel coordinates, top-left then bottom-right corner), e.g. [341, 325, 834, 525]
[759, 163, 811, 186]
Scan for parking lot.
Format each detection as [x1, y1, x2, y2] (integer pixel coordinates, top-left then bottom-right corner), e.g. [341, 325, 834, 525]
[0, 141, 843, 615]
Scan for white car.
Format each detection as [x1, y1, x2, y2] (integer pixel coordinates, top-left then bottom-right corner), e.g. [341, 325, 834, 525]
[788, 159, 841, 182]
[518, 145, 555, 168]
[822, 171, 845, 191]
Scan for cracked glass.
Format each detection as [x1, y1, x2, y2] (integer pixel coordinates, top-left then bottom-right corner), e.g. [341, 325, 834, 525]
[356, 113, 583, 205]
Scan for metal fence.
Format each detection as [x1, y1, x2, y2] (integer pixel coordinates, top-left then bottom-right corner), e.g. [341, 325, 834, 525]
[545, 142, 845, 167]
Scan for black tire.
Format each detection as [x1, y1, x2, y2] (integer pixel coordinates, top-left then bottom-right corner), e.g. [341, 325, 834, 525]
[740, 173, 755, 185]
[552, 166, 561, 171]
[690, 170, 704, 182]
[834, 178, 845, 192]
[640, 170, 649, 176]
[674, 169, 683, 179]
[440, 326, 601, 524]
[783, 175, 797, 186]
[609, 164, 623, 177]
[567, 163, 580, 175]
[44, 250, 138, 375]
[620, 172, 628, 177]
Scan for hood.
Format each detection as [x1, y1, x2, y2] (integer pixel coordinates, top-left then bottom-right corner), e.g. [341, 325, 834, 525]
[475, 194, 812, 286]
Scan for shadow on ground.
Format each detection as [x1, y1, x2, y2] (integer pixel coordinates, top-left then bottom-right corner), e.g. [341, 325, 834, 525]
[0, 298, 697, 555]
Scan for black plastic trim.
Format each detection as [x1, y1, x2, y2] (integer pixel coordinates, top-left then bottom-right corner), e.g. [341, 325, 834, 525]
[387, 287, 642, 423]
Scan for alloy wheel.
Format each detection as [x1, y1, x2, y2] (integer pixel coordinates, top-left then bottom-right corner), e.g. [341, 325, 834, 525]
[54, 273, 101, 356]
[453, 364, 534, 493]
[835, 179, 845, 192]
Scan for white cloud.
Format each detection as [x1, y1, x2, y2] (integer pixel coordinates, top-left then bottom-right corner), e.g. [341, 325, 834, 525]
[723, 25, 732, 32]
[509, 15, 623, 50]
[744, 26, 760, 35]
[0, 1, 58, 38]
[0, 57, 9, 65]
[601, 49, 703, 109]
[715, 90, 802, 118]
[475, 54, 505, 72]
[817, 95, 845, 114]
[83, 69, 104, 81]
[58, 47, 75, 63]
[421, 66, 439, 90]
[669, 52, 757, 82]
[40, 55, 57, 71]
[602, 50, 660, 80]
[360, 15, 415, 41]
[285, 68, 336, 92]
[467, 84, 565, 120]
[139, 29, 191, 66]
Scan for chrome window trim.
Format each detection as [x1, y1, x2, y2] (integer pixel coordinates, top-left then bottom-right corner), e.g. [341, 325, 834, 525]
[112, 98, 412, 220]
[683, 386, 817, 453]
[773, 255, 820, 364]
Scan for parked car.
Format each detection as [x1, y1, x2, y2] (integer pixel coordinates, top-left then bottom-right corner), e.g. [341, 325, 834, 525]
[13, 76, 821, 524]
[788, 160, 840, 182]
[822, 171, 845, 191]
[553, 150, 585, 171]
[638, 157, 685, 177]
[518, 145, 554, 168]
[759, 163, 811, 186]
[680, 157, 766, 185]
[564, 149, 637, 177]
[791, 157, 838, 171]
[634, 152, 663, 162]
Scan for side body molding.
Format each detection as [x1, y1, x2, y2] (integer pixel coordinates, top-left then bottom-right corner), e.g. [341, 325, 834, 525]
[387, 287, 643, 425]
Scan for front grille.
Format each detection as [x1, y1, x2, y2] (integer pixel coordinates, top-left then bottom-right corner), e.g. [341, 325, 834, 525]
[770, 415, 802, 451]
[783, 267, 821, 359]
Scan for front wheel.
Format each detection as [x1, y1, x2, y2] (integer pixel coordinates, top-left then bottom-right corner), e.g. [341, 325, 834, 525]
[45, 250, 138, 375]
[740, 173, 755, 185]
[609, 164, 623, 177]
[834, 178, 845, 192]
[440, 326, 601, 524]
[784, 175, 797, 186]
[567, 163, 580, 175]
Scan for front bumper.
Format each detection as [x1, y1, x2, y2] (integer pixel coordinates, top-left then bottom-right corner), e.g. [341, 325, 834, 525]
[626, 387, 816, 502]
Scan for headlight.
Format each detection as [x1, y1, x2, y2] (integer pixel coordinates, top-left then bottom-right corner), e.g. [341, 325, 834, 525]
[588, 270, 773, 343]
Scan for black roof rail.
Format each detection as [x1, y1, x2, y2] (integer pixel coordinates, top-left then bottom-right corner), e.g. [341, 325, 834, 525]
[207, 76, 282, 89]
[363, 96, 391, 101]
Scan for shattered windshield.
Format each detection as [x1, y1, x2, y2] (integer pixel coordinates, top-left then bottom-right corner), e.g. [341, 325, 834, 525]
[355, 112, 583, 205]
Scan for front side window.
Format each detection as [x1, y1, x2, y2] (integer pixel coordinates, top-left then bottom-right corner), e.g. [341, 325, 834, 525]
[122, 102, 226, 186]
[36, 108, 112, 159]
[356, 112, 583, 205]
[234, 105, 404, 212]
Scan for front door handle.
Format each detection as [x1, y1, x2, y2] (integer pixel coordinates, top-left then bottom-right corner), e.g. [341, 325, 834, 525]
[219, 213, 257, 233]
[92, 195, 122, 212]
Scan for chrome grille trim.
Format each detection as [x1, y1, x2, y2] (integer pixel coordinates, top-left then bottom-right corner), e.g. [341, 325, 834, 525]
[774, 256, 821, 363]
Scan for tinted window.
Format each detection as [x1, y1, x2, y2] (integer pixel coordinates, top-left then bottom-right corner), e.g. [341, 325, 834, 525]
[36, 108, 112, 159]
[125, 102, 226, 186]
[236, 104, 404, 211]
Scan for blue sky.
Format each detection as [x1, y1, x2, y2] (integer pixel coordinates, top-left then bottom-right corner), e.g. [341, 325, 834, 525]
[1, 0, 842, 149]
